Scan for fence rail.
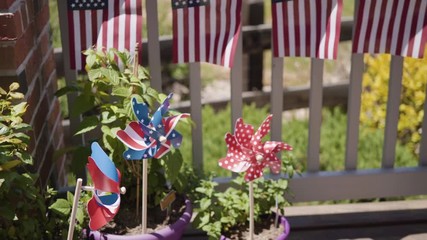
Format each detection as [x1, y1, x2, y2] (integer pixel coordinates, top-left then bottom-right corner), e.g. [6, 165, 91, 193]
[57, 1, 427, 203]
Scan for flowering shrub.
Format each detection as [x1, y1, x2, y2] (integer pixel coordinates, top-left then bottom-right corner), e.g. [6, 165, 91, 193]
[360, 54, 427, 153]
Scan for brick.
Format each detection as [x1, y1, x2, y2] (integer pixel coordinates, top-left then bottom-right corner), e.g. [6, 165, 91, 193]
[24, 47, 42, 85]
[0, 0, 17, 10]
[41, 50, 55, 83]
[32, 95, 49, 138]
[0, 10, 24, 40]
[38, 29, 50, 60]
[47, 100, 60, 131]
[0, 27, 35, 71]
[25, 77, 41, 122]
[20, 2, 30, 31]
[35, 3, 49, 34]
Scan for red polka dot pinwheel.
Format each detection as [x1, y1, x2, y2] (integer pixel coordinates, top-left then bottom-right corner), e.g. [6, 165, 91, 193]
[218, 115, 292, 181]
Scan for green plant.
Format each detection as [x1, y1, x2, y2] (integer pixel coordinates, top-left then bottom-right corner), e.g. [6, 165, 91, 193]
[0, 83, 52, 239]
[55, 48, 196, 232]
[360, 54, 427, 154]
[193, 152, 296, 239]
[48, 191, 90, 239]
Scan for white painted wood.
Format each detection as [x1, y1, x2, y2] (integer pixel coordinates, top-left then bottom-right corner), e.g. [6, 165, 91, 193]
[382, 56, 403, 168]
[345, 54, 364, 170]
[189, 63, 203, 172]
[270, 57, 284, 179]
[288, 167, 427, 202]
[307, 59, 324, 172]
[271, 57, 284, 143]
[230, 27, 243, 128]
[420, 84, 427, 166]
[214, 167, 427, 202]
[145, 0, 162, 92]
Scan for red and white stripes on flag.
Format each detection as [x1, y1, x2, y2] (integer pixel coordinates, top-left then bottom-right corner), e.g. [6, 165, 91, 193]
[67, 0, 142, 70]
[352, 0, 427, 58]
[272, 0, 343, 59]
[172, 0, 242, 68]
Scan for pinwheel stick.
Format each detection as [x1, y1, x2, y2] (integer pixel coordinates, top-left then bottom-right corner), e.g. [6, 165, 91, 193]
[142, 159, 148, 233]
[249, 181, 255, 240]
[67, 178, 83, 240]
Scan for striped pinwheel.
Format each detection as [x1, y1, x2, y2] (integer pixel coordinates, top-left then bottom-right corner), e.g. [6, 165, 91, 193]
[116, 93, 189, 160]
[218, 115, 292, 181]
[85, 142, 125, 230]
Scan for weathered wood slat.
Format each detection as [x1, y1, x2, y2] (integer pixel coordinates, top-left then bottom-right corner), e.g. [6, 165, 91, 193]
[172, 82, 349, 113]
[307, 59, 324, 172]
[345, 54, 364, 170]
[270, 57, 284, 143]
[146, 0, 162, 92]
[189, 63, 203, 172]
[382, 56, 404, 168]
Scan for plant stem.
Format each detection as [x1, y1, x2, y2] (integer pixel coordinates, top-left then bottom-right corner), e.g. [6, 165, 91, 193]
[249, 181, 254, 240]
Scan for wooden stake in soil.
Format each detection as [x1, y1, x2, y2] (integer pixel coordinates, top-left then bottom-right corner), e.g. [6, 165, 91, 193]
[249, 181, 255, 240]
[142, 159, 148, 233]
[67, 178, 83, 240]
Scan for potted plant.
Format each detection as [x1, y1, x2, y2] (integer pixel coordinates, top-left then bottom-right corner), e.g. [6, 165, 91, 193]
[193, 115, 296, 239]
[55, 48, 194, 239]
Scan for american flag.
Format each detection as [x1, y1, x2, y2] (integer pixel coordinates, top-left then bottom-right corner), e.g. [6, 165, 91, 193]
[172, 0, 242, 68]
[67, 0, 142, 70]
[272, 0, 343, 59]
[352, 0, 427, 58]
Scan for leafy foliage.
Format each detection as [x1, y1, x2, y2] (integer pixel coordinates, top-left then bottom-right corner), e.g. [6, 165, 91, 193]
[55, 48, 196, 233]
[0, 83, 53, 239]
[360, 54, 427, 154]
[193, 152, 295, 239]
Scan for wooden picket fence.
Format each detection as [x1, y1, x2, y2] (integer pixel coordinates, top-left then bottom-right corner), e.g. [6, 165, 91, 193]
[57, 1, 427, 203]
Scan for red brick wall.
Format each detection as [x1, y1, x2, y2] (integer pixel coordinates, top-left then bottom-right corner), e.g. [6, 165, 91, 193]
[0, 0, 67, 188]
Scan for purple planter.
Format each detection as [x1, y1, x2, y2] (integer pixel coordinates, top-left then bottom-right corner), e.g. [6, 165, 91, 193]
[220, 216, 290, 240]
[87, 199, 192, 240]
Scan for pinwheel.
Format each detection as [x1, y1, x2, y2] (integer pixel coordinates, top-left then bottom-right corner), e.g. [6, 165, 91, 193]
[115, 93, 189, 234]
[218, 114, 292, 181]
[86, 142, 125, 230]
[117, 93, 189, 160]
[218, 115, 292, 240]
[67, 142, 125, 240]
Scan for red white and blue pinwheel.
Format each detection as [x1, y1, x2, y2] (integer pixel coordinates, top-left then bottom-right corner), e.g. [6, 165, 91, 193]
[218, 115, 292, 181]
[116, 93, 189, 160]
[86, 142, 124, 230]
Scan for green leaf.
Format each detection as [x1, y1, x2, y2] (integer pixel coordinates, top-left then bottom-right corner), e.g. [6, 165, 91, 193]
[67, 191, 74, 204]
[9, 92, 24, 99]
[200, 198, 211, 210]
[74, 116, 99, 135]
[12, 102, 27, 115]
[55, 85, 80, 97]
[9, 82, 19, 91]
[101, 68, 120, 85]
[49, 199, 71, 216]
[0, 160, 22, 171]
[112, 86, 132, 97]
[87, 68, 103, 81]
[0, 87, 7, 95]
[164, 150, 183, 184]
[70, 94, 95, 117]
[86, 53, 96, 68]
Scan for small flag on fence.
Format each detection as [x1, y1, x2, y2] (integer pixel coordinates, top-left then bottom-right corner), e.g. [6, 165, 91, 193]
[67, 0, 142, 70]
[352, 0, 427, 58]
[172, 0, 242, 68]
[272, 0, 343, 59]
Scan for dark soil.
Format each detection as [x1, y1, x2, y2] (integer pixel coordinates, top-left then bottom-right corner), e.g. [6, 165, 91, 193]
[223, 214, 286, 240]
